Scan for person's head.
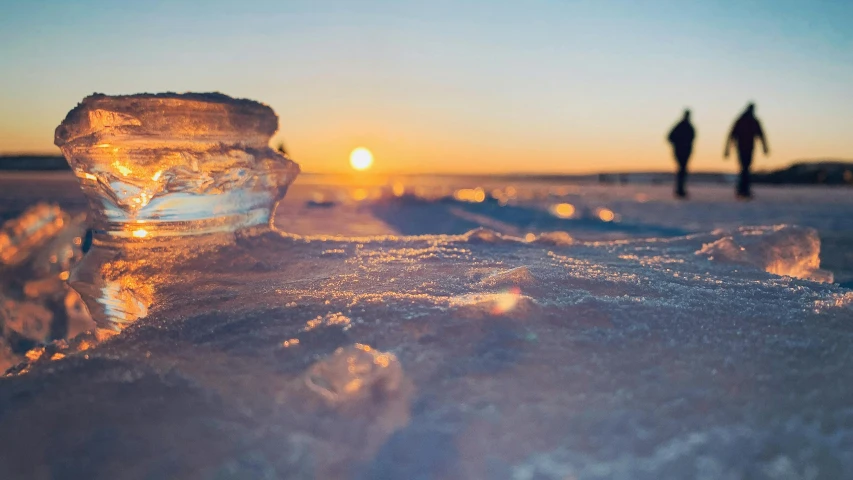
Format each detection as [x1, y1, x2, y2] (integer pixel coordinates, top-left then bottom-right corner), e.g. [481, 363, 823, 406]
[683, 109, 691, 120]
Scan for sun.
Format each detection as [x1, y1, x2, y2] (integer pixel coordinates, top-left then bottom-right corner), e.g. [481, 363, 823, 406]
[350, 147, 374, 171]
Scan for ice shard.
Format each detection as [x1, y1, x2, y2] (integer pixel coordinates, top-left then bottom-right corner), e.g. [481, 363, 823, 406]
[54, 93, 300, 329]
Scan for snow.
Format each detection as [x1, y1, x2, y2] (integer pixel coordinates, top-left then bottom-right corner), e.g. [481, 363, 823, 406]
[1, 184, 852, 478]
[0, 94, 851, 477]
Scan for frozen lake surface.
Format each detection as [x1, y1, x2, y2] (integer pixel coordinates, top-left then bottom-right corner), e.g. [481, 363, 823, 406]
[0, 172, 852, 479]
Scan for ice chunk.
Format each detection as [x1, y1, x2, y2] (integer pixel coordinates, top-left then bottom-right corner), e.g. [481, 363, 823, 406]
[303, 343, 410, 408]
[697, 225, 834, 283]
[54, 93, 300, 239]
[0, 204, 68, 267]
[448, 289, 538, 316]
[0, 205, 94, 370]
[462, 227, 513, 244]
[480, 266, 538, 287]
[531, 231, 574, 246]
[53, 93, 300, 329]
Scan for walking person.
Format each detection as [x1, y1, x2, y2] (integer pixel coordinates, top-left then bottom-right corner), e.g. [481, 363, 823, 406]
[667, 109, 695, 199]
[724, 103, 769, 199]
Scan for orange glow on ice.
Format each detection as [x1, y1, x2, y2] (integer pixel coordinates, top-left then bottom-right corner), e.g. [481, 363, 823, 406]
[491, 286, 522, 315]
[597, 208, 616, 222]
[453, 187, 486, 203]
[549, 203, 576, 219]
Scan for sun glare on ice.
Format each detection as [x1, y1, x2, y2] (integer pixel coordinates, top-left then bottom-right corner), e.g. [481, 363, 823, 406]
[350, 147, 374, 171]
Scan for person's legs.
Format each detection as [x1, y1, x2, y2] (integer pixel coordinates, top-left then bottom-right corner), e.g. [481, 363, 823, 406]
[675, 163, 687, 198]
[737, 146, 754, 198]
[674, 149, 690, 198]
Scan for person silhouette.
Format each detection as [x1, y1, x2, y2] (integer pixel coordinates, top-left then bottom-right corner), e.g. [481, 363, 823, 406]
[667, 109, 695, 199]
[724, 103, 769, 199]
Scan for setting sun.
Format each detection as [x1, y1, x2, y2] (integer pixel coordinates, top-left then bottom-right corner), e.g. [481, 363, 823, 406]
[349, 147, 374, 171]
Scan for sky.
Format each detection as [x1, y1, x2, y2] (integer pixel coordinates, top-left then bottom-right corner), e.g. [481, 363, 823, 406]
[1, 0, 851, 174]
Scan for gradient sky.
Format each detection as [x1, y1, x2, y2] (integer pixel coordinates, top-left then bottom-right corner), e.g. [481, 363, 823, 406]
[1, 0, 851, 174]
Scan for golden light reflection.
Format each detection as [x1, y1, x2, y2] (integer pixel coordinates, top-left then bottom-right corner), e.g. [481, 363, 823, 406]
[131, 228, 148, 238]
[25, 347, 45, 361]
[350, 147, 374, 171]
[151, 170, 163, 181]
[392, 182, 406, 197]
[453, 187, 486, 203]
[597, 208, 616, 222]
[282, 338, 300, 347]
[549, 203, 576, 219]
[492, 286, 522, 315]
[111, 161, 133, 176]
[356, 343, 393, 368]
[59, 271, 70, 281]
[351, 188, 369, 201]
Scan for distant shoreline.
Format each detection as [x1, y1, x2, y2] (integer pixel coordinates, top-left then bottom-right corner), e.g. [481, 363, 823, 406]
[2, 155, 851, 186]
[0, 155, 70, 171]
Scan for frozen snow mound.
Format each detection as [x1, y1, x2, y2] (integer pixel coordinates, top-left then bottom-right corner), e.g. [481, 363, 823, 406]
[697, 225, 833, 283]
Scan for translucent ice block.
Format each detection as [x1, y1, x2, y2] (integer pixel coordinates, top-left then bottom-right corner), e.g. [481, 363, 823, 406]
[55, 93, 300, 239]
[54, 93, 300, 329]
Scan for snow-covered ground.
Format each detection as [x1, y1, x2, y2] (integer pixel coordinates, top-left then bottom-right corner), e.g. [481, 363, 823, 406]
[1, 172, 852, 479]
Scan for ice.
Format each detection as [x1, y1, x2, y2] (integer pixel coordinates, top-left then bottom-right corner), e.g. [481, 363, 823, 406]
[3, 147, 853, 476]
[697, 225, 834, 283]
[53, 93, 300, 329]
[531, 231, 575, 246]
[303, 312, 352, 332]
[0, 203, 68, 267]
[303, 343, 410, 408]
[0, 204, 93, 371]
[480, 266, 538, 287]
[2, 223, 851, 478]
[54, 93, 300, 239]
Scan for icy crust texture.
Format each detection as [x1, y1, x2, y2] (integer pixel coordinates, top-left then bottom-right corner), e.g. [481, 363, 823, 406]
[697, 225, 833, 283]
[54, 93, 300, 238]
[2, 226, 852, 478]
